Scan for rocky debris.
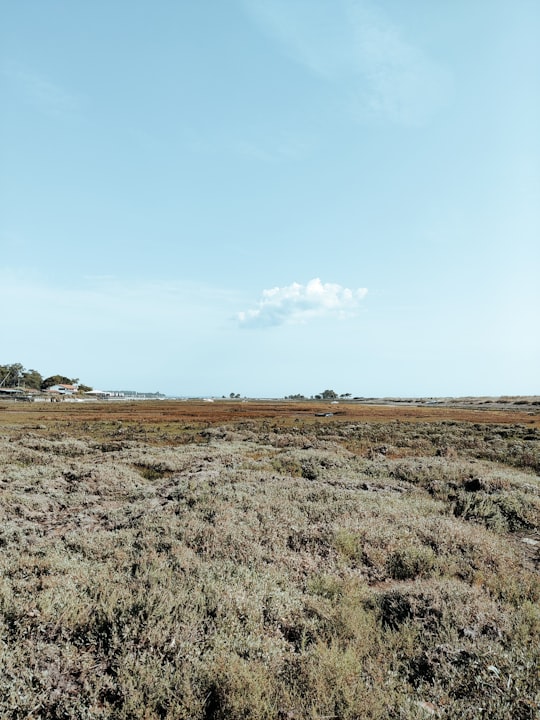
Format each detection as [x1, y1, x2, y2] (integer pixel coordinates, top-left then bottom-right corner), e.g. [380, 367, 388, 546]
[414, 700, 440, 716]
[516, 533, 540, 570]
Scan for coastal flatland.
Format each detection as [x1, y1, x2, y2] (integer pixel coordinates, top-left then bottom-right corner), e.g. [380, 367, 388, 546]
[0, 398, 538, 718]
[1, 397, 539, 430]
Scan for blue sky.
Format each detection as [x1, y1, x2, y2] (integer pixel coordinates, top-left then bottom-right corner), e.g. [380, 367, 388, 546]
[1, 0, 539, 397]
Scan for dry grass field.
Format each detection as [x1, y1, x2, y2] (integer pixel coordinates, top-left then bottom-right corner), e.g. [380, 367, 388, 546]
[0, 400, 539, 718]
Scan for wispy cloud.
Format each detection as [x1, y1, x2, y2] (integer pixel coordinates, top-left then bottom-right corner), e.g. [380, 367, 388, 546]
[180, 125, 314, 164]
[238, 278, 368, 328]
[0, 271, 238, 335]
[3, 62, 82, 117]
[0, 270, 246, 391]
[243, 0, 452, 125]
[232, 134, 314, 163]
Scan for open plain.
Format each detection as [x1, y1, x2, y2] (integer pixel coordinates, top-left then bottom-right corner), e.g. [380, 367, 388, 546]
[0, 400, 539, 718]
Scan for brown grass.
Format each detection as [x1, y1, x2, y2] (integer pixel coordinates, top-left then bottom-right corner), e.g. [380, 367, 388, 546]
[1, 398, 539, 429]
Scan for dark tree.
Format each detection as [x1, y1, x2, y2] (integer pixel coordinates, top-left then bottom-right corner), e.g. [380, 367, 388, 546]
[21, 369, 43, 390]
[41, 375, 77, 390]
[321, 389, 338, 400]
[0, 363, 24, 387]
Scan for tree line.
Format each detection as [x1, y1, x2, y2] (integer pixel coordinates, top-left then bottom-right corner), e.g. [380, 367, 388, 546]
[285, 390, 353, 400]
[0, 363, 92, 392]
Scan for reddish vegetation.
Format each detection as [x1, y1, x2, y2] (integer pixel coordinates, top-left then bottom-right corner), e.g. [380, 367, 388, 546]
[1, 399, 539, 428]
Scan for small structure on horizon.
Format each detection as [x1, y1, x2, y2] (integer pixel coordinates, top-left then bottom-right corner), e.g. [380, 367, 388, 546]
[45, 384, 78, 395]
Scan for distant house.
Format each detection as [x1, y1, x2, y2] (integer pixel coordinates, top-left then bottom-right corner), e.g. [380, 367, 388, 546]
[84, 390, 113, 399]
[0, 387, 22, 396]
[84, 389, 166, 400]
[0, 387, 38, 401]
[45, 384, 78, 395]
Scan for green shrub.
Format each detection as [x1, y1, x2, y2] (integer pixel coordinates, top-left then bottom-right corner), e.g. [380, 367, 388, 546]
[386, 546, 437, 580]
[453, 490, 539, 532]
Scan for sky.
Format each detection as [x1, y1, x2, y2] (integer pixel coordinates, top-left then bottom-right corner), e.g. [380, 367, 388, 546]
[1, 0, 539, 397]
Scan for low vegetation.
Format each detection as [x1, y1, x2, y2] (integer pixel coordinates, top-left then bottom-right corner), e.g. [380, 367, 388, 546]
[0, 403, 539, 718]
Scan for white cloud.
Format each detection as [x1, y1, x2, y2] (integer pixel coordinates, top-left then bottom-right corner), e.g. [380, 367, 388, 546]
[238, 278, 368, 328]
[243, 0, 452, 125]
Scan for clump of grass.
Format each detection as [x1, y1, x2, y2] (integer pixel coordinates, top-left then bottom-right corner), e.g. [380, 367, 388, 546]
[453, 489, 540, 532]
[134, 462, 175, 481]
[386, 545, 437, 580]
